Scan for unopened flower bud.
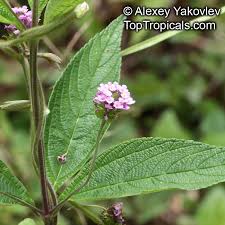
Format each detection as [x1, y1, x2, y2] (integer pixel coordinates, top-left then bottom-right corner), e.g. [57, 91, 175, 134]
[44, 107, 50, 116]
[74, 2, 89, 18]
[101, 202, 126, 225]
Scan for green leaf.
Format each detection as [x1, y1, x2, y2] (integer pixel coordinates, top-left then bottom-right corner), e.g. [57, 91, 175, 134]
[28, 0, 48, 15]
[151, 110, 191, 139]
[121, 6, 225, 56]
[124, 191, 172, 224]
[44, 16, 124, 188]
[0, 160, 32, 205]
[69, 200, 104, 225]
[195, 186, 225, 225]
[18, 218, 36, 225]
[63, 137, 225, 201]
[44, 0, 82, 24]
[0, 0, 23, 29]
[202, 133, 225, 147]
[201, 107, 225, 135]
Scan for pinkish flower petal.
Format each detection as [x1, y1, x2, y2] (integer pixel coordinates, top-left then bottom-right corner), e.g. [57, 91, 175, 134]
[108, 82, 117, 92]
[114, 101, 124, 109]
[5, 6, 32, 35]
[105, 96, 114, 104]
[105, 104, 113, 109]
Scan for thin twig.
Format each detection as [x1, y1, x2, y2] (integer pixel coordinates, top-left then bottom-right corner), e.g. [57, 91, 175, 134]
[8, 0, 19, 7]
[43, 37, 63, 58]
[62, 20, 92, 61]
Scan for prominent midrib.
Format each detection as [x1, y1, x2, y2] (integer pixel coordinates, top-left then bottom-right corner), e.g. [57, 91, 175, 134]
[73, 162, 225, 199]
[84, 139, 205, 173]
[52, 24, 119, 186]
[64, 139, 220, 196]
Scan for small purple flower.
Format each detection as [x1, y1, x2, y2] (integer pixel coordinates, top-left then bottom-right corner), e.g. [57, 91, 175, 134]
[4, 5, 32, 35]
[94, 82, 135, 120]
[107, 202, 125, 224]
[12, 5, 29, 14]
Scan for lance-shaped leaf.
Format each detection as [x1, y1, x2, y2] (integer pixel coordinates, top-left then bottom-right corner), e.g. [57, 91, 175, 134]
[44, 0, 82, 24]
[0, 0, 23, 29]
[62, 138, 225, 201]
[28, 0, 48, 15]
[44, 16, 124, 188]
[0, 160, 33, 205]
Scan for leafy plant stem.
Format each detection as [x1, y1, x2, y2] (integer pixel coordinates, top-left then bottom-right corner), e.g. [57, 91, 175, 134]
[29, 0, 50, 221]
[19, 49, 41, 178]
[0, 10, 77, 49]
[50, 120, 107, 216]
[21, 52, 58, 224]
[47, 181, 58, 208]
[21, 56, 58, 222]
[47, 180, 58, 225]
[20, 57, 30, 93]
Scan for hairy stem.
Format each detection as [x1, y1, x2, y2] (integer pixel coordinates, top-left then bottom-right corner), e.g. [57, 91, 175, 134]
[21, 55, 58, 214]
[21, 55, 58, 224]
[20, 57, 30, 94]
[30, 0, 50, 219]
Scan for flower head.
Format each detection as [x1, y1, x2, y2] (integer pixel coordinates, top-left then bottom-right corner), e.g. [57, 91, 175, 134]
[102, 202, 126, 224]
[94, 82, 135, 120]
[4, 5, 32, 35]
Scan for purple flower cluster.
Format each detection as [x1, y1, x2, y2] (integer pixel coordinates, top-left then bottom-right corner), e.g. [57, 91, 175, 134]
[4, 6, 32, 35]
[108, 202, 125, 224]
[94, 82, 135, 120]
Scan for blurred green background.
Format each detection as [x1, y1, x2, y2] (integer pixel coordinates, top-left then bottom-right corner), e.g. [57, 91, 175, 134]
[1, 0, 225, 224]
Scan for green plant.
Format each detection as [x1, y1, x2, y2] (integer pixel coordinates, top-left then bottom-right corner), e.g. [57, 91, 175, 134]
[0, 1, 225, 225]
